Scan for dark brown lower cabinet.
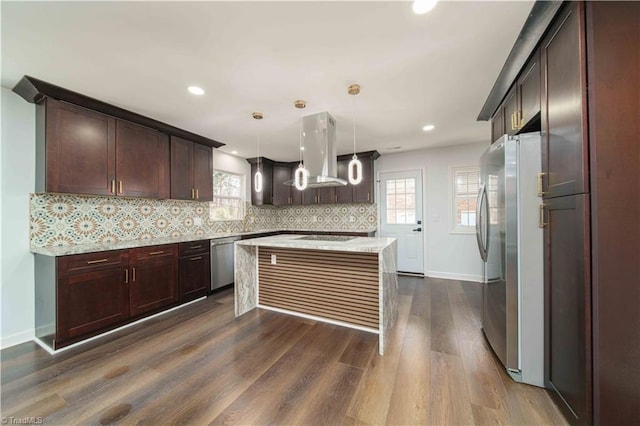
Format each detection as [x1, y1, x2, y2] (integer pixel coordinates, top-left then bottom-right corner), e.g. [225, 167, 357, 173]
[178, 240, 210, 302]
[36, 245, 179, 350]
[57, 266, 129, 342]
[544, 194, 591, 425]
[129, 245, 178, 317]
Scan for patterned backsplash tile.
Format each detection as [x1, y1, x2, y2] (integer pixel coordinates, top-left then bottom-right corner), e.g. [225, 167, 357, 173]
[29, 193, 377, 247]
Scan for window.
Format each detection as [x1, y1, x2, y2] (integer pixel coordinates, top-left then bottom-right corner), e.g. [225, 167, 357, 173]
[210, 170, 244, 220]
[451, 166, 479, 233]
[385, 177, 417, 224]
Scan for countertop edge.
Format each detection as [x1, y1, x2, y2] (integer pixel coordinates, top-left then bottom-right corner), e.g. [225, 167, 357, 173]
[30, 228, 378, 257]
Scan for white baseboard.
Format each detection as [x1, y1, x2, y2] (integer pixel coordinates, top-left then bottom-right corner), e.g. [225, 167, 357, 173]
[1, 328, 35, 350]
[426, 270, 483, 283]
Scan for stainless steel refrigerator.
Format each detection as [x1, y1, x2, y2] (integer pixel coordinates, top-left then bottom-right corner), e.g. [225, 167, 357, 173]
[476, 133, 544, 387]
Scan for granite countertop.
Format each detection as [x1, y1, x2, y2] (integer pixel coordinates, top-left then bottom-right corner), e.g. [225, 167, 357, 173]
[30, 228, 378, 257]
[236, 234, 395, 254]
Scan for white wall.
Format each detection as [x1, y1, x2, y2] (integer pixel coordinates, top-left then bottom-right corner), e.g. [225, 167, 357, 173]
[213, 150, 251, 202]
[1, 88, 36, 348]
[376, 142, 487, 282]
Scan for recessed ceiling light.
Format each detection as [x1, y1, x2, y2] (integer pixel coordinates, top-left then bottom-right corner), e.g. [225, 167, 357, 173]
[413, 0, 438, 14]
[300, 147, 305, 151]
[231, 150, 238, 155]
[422, 124, 435, 132]
[187, 86, 205, 96]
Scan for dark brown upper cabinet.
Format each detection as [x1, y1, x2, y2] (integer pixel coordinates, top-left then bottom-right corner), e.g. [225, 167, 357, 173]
[247, 157, 274, 206]
[490, 107, 505, 144]
[503, 86, 519, 136]
[40, 98, 116, 195]
[540, 2, 588, 199]
[249, 152, 378, 206]
[336, 151, 379, 204]
[490, 50, 541, 142]
[273, 162, 293, 206]
[170, 136, 213, 201]
[116, 120, 170, 199]
[37, 98, 170, 199]
[517, 48, 541, 130]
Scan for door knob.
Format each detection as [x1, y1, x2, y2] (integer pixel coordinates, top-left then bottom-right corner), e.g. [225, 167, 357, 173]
[412, 227, 422, 232]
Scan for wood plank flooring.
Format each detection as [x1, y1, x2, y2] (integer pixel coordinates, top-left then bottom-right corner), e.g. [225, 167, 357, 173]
[1, 276, 567, 425]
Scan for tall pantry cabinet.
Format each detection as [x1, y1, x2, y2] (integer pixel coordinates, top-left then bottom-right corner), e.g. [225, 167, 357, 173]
[482, 2, 639, 425]
[540, 2, 639, 425]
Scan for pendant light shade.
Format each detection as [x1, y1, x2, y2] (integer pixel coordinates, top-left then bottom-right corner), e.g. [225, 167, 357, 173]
[348, 84, 363, 185]
[252, 112, 263, 193]
[348, 155, 363, 185]
[294, 163, 309, 191]
[294, 100, 308, 191]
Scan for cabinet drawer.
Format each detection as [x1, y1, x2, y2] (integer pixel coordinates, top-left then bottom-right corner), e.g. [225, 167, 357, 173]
[179, 240, 209, 257]
[58, 250, 128, 276]
[130, 244, 178, 263]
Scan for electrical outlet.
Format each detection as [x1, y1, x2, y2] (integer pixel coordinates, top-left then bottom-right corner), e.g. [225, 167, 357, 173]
[312, 215, 317, 222]
[193, 217, 202, 226]
[271, 254, 277, 265]
[349, 216, 355, 222]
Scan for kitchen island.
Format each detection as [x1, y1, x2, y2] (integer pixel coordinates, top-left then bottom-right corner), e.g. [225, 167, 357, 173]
[234, 234, 397, 354]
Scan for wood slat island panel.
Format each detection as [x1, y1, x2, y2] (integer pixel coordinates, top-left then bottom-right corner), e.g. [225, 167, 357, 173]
[258, 248, 379, 329]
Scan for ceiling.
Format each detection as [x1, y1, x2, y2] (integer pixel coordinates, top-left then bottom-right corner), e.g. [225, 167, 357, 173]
[1, 1, 533, 161]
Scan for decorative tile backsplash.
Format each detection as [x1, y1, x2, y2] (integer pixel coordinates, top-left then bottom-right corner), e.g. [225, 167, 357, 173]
[29, 193, 377, 247]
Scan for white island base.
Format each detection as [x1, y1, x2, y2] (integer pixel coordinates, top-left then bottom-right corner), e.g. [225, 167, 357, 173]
[234, 235, 398, 355]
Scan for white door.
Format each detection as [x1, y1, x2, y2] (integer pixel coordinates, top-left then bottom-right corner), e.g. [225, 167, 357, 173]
[379, 170, 424, 274]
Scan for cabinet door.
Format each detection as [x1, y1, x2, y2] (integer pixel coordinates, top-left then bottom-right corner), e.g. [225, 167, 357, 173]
[544, 194, 591, 425]
[490, 107, 505, 144]
[353, 157, 374, 203]
[170, 136, 193, 200]
[192, 143, 213, 202]
[317, 187, 335, 204]
[57, 267, 129, 341]
[336, 159, 353, 203]
[504, 86, 518, 136]
[44, 99, 116, 195]
[130, 257, 178, 317]
[518, 49, 541, 128]
[129, 245, 178, 316]
[116, 120, 170, 199]
[289, 163, 303, 205]
[301, 188, 317, 205]
[179, 255, 210, 302]
[272, 163, 292, 206]
[541, 2, 588, 198]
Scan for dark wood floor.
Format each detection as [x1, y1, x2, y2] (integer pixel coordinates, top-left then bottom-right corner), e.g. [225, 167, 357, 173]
[1, 276, 567, 425]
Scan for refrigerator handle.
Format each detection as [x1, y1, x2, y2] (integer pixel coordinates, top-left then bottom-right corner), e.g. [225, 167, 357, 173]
[475, 184, 488, 262]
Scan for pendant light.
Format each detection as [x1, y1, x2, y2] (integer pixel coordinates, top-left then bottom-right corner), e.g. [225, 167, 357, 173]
[294, 100, 309, 191]
[252, 112, 264, 193]
[348, 84, 363, 185]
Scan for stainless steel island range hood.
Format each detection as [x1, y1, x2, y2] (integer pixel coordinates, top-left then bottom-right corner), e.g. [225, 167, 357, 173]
[285, 111, 347, 188]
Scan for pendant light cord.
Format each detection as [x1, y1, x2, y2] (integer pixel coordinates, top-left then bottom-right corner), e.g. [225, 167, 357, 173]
[256, 122, 260, 171]
[352, 94, 357, 155]
[299, 108, 304, 166]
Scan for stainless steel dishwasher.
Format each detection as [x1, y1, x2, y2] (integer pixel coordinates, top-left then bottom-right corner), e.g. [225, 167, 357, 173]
[210, 236, 241, 291]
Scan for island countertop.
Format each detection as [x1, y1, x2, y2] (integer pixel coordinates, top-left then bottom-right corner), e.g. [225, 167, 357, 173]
[236, 234, 396, 254]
